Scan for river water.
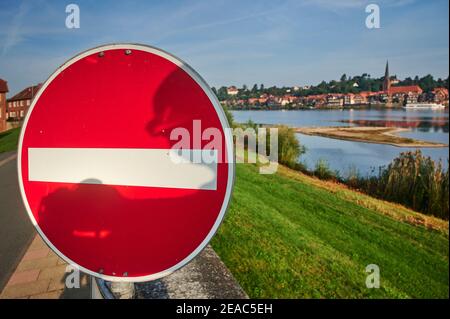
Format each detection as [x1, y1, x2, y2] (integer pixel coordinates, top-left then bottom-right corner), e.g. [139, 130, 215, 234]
[232, 109, 449, 176]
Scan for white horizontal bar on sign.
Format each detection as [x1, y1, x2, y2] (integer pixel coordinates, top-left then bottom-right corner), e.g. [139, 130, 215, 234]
[28, 148, 217, 190]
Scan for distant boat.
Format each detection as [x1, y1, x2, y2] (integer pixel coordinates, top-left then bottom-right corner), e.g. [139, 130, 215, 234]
[403, 103, 446, 110]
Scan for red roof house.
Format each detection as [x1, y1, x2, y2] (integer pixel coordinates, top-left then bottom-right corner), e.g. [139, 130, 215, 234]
[388, 85, 423, 95]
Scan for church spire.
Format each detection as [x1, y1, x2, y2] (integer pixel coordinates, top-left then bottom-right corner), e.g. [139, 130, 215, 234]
[385, 60, 389, 79]
[383, 60, 391, 92]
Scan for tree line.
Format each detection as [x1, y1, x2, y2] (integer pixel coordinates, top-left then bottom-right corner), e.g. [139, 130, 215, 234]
[213, 74, 449, 101]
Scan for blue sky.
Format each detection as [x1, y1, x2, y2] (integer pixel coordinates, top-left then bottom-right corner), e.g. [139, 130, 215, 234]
[0, 0, 448, 95]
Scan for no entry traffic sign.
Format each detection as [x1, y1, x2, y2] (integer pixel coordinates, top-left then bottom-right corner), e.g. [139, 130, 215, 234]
[18, 44, 234, 282]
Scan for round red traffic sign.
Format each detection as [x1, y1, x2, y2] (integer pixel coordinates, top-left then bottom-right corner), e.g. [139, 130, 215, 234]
[18, 44, 234, 282]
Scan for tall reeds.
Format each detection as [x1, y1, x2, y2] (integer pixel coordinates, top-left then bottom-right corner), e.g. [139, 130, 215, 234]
[351, 150, 449, 219]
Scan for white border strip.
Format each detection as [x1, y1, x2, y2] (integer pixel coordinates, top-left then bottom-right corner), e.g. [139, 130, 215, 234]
[17, 43, 235, 282]
[28, 148, 218, 190]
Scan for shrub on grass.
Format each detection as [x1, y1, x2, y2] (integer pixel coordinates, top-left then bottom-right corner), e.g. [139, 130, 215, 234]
[222, 105, 235, 128]
[313, 159, 337, 181]
[276, 125, 305, 168]
[237, 122, 305, 170]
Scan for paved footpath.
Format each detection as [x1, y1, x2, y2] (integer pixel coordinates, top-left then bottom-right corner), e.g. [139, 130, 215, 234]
[0, 234, 90, 299]
[1, 233, 247, 299]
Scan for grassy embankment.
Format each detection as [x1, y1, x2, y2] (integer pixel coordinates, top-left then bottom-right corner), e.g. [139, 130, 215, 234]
[0, 127, 20, 154]
[211, 162, 449, 298]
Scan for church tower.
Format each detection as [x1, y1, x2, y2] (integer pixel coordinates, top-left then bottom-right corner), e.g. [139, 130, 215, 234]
[383, 60, 391, 92]
[383, 60, 393, 107]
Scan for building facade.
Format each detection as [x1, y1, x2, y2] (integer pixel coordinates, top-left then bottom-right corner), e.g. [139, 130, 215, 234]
[389, 85, 423, 104]
[0, 78, 9, 132]
[226, 86, 239, 95]
[6, 84, 42, 121]
[432, 87, 449, 106]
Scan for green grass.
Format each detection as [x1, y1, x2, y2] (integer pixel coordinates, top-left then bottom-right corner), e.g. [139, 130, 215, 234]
[0, 127, 21, 154]
[211, 163, 449, 298]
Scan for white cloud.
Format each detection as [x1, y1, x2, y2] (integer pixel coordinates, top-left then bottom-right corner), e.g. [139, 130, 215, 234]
[1, 1, 30, 55]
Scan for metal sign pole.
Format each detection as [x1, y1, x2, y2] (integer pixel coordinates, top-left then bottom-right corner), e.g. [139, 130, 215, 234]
[91, 277, 135, 299]
[110, 281, 135, 299]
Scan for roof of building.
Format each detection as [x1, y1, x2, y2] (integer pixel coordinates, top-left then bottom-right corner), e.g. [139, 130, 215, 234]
[305, 94, 327, 100]
[0, 78, 8, 93]
[389, 85, 423, 94]
[359, 91, 379, 97]
[8, 84, 42, 101]
[433, 87, 448, 95]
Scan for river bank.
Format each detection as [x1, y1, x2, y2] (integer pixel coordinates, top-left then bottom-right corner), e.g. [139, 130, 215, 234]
[294, 126, 447, 148]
